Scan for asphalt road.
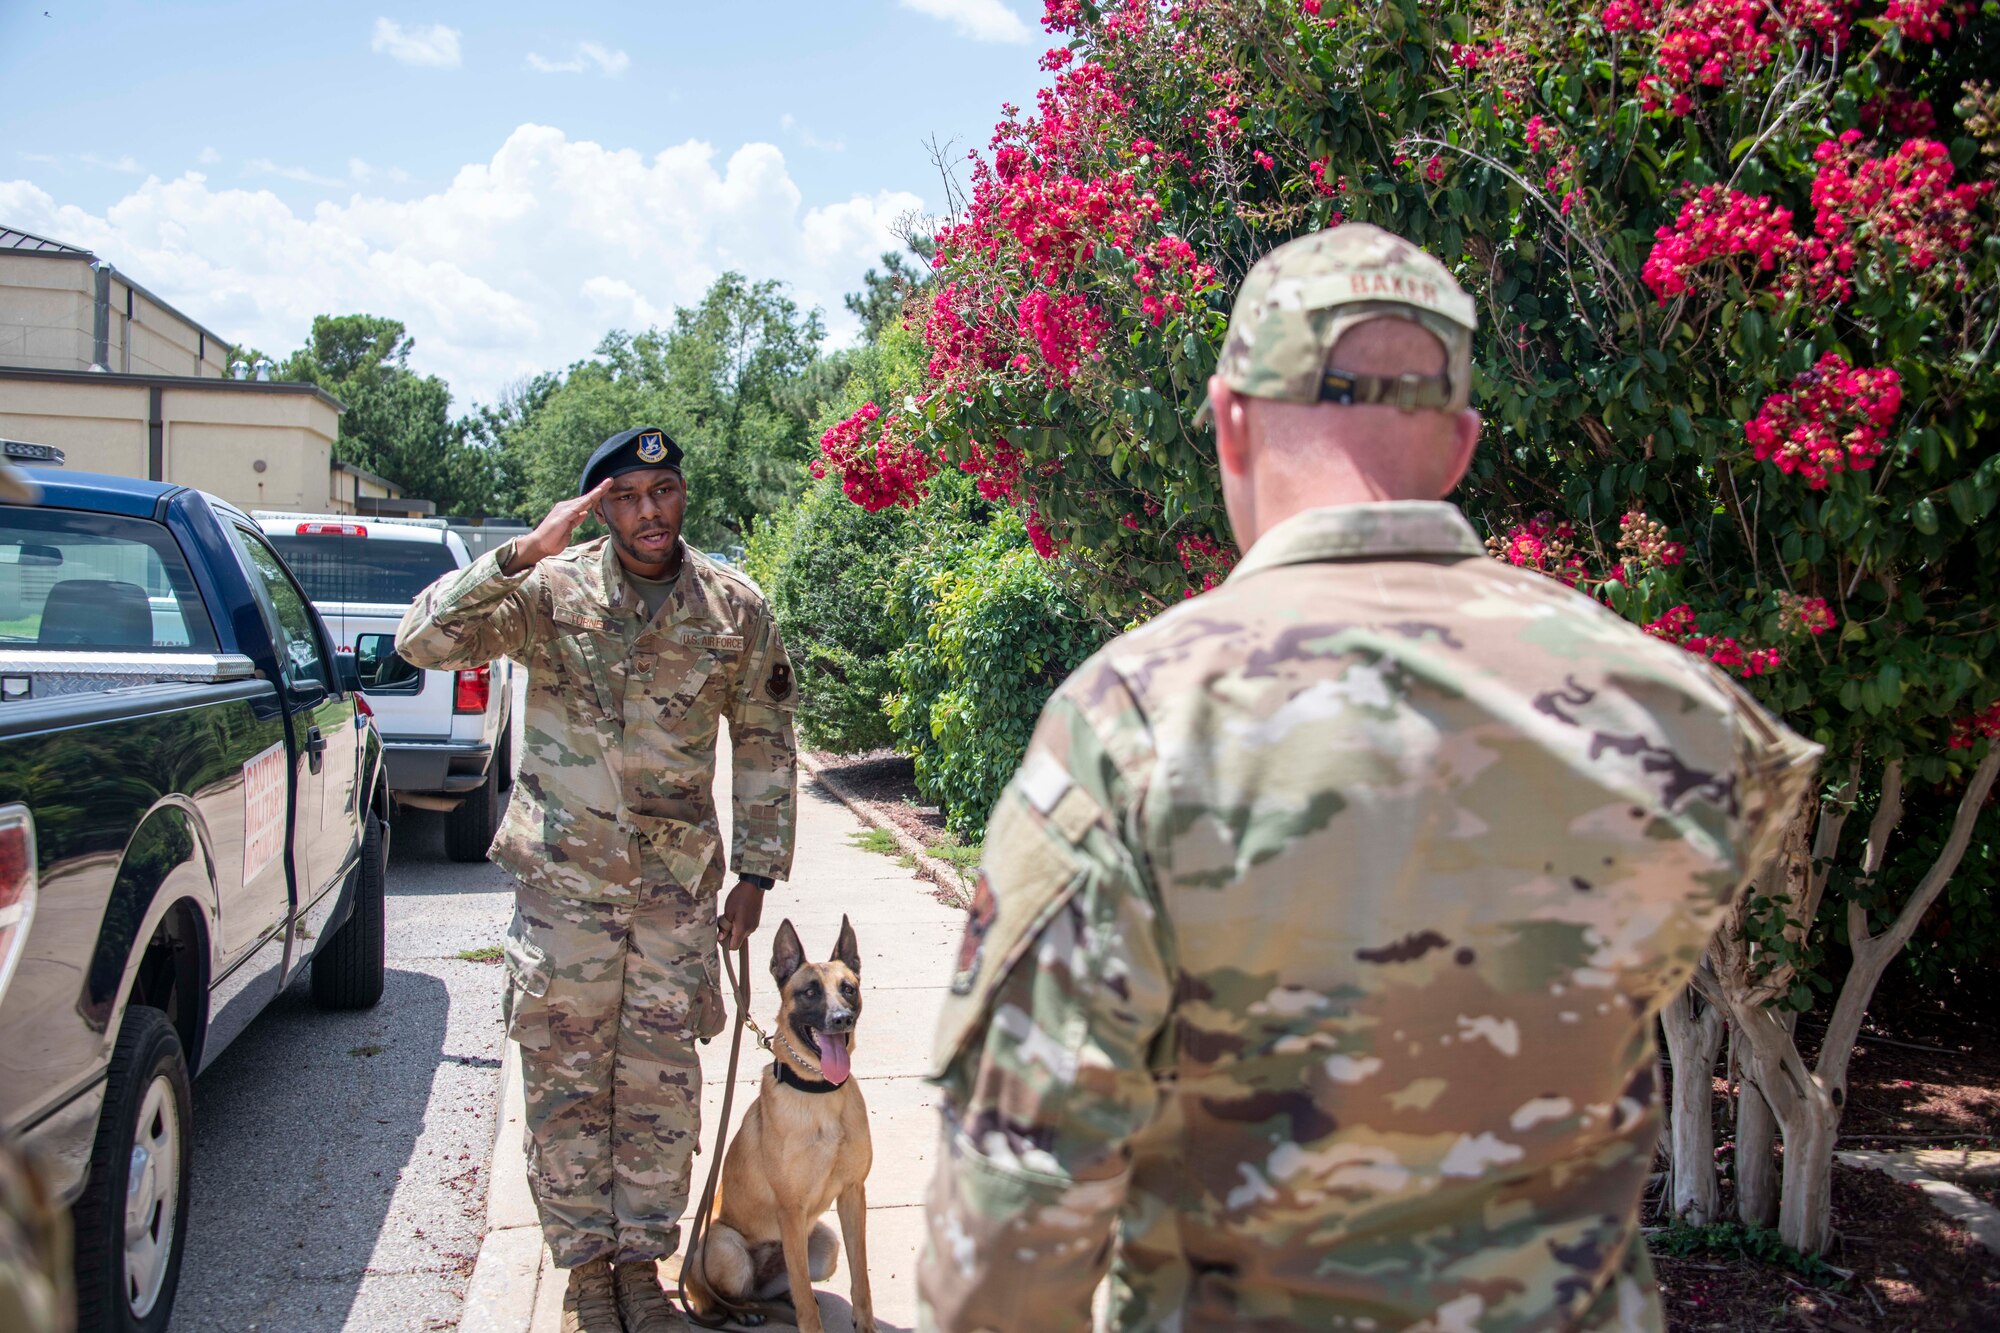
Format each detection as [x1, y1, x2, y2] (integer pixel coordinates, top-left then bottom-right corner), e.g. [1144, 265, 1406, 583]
[168, 800, 517, 1332]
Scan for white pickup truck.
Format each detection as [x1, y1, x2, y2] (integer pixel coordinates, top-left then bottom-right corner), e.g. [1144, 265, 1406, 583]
[257, 514, 515, 862]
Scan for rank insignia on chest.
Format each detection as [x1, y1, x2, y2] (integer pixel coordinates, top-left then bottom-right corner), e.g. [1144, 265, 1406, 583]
[636, 430, 668, 463]
[683, 632, 745, 652]
[765, 662, 794, 701]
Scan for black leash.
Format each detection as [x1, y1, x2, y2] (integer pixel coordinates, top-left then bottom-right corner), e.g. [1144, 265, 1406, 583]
[677, 942, 793, 1329]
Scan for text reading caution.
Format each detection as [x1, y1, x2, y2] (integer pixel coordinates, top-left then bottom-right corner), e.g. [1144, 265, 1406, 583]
[243, 743, 287, 883]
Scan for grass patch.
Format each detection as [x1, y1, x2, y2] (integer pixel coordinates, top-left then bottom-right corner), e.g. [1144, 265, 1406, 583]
[896, 852, 916, 869]
[456, 944, 504, 963]
[927, 836, 983, 876]
[848, 827, 901, 856]
[1649, 1219, 1844, 1283]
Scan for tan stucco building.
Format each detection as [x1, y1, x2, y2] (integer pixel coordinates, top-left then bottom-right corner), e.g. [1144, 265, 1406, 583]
[0, 225, 430, 516]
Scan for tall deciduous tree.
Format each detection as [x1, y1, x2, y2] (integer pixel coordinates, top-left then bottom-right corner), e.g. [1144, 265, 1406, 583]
[508, 274, 826, 547]
[281, 314, 502, 514]
[665, 273, 825, 541]
[844, 250, 927, 341]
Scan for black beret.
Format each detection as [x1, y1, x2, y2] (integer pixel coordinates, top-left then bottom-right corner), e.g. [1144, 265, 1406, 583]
[579, 426, 684, 495]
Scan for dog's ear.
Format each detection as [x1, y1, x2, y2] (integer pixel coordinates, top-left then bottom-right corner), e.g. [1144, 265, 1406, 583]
[831, 914, 861, 974]
[770, 919, 806, 987]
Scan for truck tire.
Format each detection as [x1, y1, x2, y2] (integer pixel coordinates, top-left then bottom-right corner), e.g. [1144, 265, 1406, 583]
[311, 811, 386, 1010]
[444, 760, 501, 864]
[72, 1006, 192, 1333]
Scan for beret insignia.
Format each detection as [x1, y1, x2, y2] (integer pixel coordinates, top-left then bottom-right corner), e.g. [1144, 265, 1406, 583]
[636, 430, 668, 463]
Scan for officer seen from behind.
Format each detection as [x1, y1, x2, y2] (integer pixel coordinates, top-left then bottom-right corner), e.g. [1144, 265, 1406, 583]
[918, 224, 1821, 1331]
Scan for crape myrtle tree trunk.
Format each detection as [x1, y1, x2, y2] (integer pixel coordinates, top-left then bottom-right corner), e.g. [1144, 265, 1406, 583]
[1658, 983, 1727, 1223]
[1705, 749, 2000, 1251]
[816, 0, 2000, 1255]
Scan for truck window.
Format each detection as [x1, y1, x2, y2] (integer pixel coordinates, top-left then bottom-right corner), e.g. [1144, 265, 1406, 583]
[0, 508, 219, 651]
[266, 532, 457, 604]
[229, 527, 333, 694]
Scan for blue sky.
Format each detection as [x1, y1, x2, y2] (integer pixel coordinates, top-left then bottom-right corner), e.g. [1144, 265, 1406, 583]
[0, 0, 1048, 403]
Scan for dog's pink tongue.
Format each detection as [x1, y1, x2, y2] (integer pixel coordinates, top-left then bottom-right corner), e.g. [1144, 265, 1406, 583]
[817, 1031, 850, 1085]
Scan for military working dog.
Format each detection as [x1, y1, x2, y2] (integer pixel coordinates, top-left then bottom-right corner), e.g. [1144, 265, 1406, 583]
[684, 917, 875, 1333]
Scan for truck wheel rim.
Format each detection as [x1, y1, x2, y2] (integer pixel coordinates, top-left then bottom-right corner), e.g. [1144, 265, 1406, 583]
[124, 1073, 181, 1318]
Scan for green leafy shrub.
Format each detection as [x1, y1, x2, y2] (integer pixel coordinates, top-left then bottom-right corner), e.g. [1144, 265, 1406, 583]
[887, 508, 1111, 837]
[747, 476, 913, 753]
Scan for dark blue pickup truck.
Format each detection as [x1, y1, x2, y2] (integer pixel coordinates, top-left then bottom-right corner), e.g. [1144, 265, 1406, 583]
[0, 469, 391, 1333]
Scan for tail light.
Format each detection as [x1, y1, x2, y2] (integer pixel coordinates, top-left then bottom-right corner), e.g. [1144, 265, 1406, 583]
[0, 805, 37, 1003]
[298, 521, 366, 536]
[454, 666, 491, 714]
[355, 693, 373, 719]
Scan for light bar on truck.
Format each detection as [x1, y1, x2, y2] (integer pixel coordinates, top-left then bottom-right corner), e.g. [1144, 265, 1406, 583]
[253, 511, 451, 531]
[297, 521, 367, 537]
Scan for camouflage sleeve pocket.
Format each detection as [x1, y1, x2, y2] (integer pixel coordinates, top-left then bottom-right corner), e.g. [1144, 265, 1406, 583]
[929, 782, 1091, 1081]
[503, 923, 554, 1053]
[689, 952, 728, 1043]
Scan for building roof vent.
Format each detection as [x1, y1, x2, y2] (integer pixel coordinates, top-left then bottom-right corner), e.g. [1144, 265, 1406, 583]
[231, 360, 250, 380]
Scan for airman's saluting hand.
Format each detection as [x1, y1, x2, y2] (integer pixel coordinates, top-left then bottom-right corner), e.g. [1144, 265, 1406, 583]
[502, 479, 613, 575]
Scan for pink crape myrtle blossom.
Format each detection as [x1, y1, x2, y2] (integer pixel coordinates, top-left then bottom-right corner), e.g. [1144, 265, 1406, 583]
[1745, 353, 1902, 488]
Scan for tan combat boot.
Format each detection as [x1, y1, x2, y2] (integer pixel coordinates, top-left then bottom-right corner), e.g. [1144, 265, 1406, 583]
[613, 1259, 680, 1333]
[562, 1258, 623, 1333]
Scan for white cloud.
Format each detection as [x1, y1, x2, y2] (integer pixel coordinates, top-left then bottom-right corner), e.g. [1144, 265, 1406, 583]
[79, 153, 143, 174]
[580, 275, 666, 328]
[780, 113, 846, 154]
[197, 146, 222, 166]
[898, 0, 1032, 42]
[345, 158, 412, 186]
[526, 41, 629, 76]
[371, 18, 462, 68]
[245, 158, 346, 188]
[19, 153, 60, 166]
[0, 125, 921, 405]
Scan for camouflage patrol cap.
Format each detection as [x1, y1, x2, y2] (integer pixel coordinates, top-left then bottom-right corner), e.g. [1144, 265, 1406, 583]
[1197, 222, 1476, 424]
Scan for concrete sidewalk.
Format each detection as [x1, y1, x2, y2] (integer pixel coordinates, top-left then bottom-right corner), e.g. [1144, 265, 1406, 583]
[460, 767, 962, 1333]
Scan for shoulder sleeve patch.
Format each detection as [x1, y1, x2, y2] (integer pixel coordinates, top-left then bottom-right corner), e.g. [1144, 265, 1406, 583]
[931, 785, 1088, 1078]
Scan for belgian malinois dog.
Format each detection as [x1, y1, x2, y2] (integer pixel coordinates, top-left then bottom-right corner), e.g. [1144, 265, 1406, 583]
[684, 917, 875, 1333]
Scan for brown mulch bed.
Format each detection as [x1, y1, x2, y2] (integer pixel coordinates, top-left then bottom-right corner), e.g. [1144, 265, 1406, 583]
[1655, 1164, 1999, 1332]
[806, 748, 949, 851]
[1656, 996, 2000, 1331]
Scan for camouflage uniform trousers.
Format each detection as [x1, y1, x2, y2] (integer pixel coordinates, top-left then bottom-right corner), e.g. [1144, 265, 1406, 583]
[503, 851, 725, 1268]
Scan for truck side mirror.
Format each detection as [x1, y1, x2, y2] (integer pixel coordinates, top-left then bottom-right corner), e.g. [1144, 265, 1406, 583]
[353, 633, 423, 694]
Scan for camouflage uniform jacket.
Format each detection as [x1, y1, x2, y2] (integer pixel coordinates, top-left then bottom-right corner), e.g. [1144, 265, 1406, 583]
[397, 537, 797, 901]
[920, 501, 1821, 1333]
